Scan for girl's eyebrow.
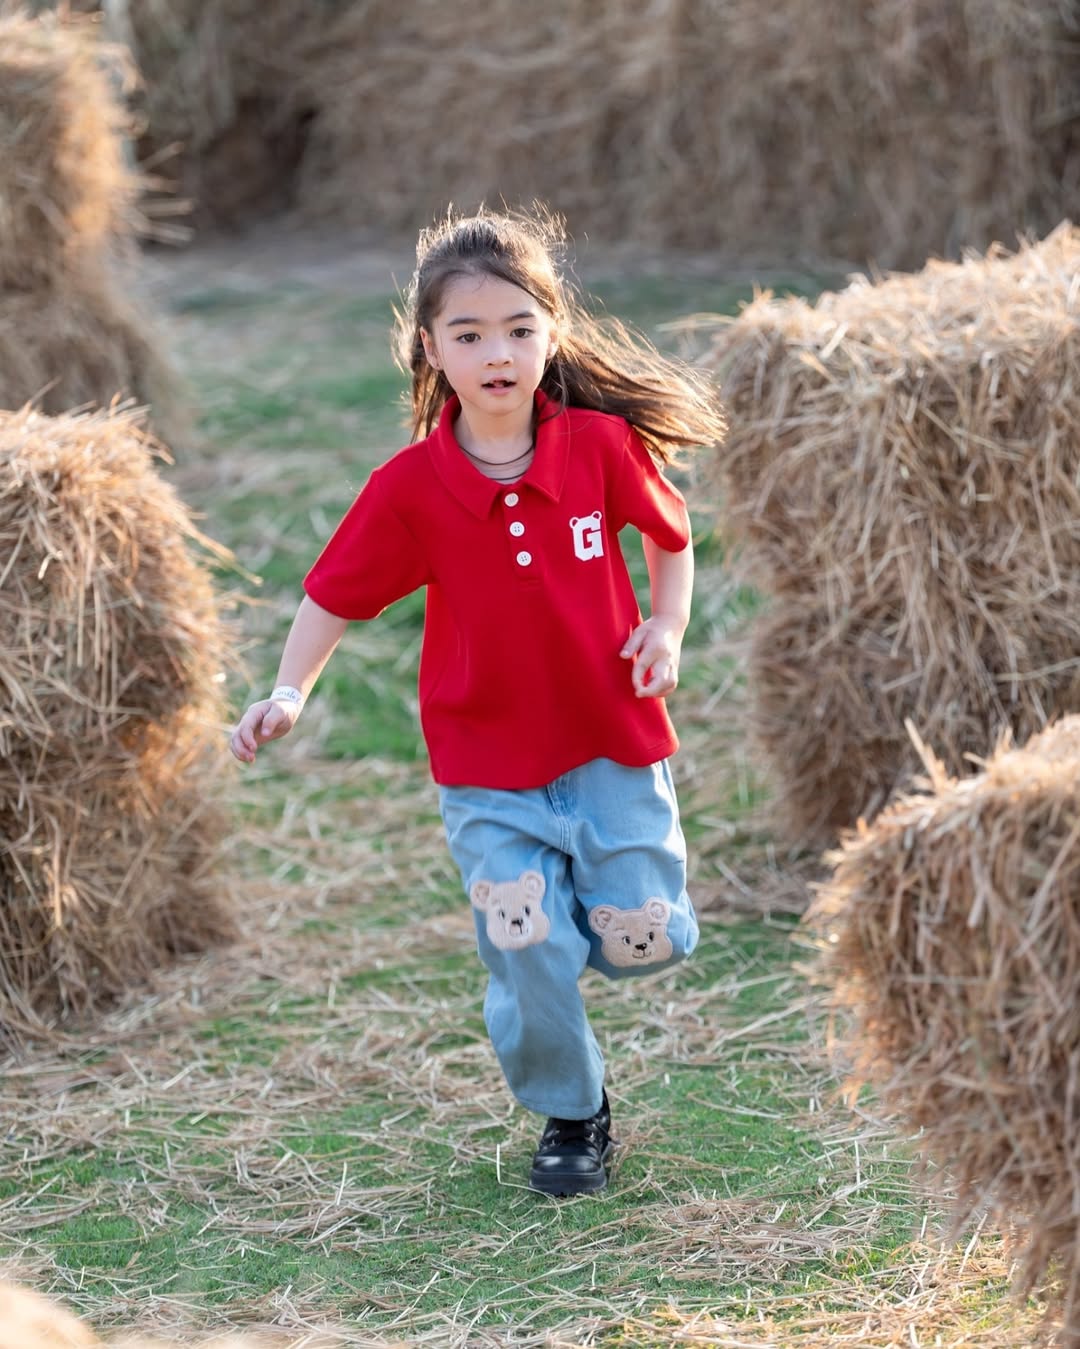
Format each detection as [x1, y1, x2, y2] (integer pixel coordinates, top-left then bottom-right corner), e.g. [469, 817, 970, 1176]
[446, 310, 537, 328]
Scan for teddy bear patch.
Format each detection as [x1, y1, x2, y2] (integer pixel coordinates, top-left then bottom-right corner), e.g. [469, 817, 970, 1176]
[588, 898, 673, 968]
[470, 870, 551, 951]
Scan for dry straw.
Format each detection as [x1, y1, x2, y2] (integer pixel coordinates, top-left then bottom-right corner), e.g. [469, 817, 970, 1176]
[292, 0, 667, 241]
[189, 0, 1080, 265]
[706, 223, 1080, 846]
[807, 713, 1080, 1340]
[0, 7, 178, 428]
[0, 5, 136, 289]
[0, 405, 235, 1042]
[0, 1280, 401, 1346]
[0, 1281, 311, 1347]
[31, 0, 1080, 265]
[84, 0, 314, 225]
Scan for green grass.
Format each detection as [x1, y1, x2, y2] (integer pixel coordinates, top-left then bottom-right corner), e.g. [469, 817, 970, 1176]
[7, 918, 924, 1327]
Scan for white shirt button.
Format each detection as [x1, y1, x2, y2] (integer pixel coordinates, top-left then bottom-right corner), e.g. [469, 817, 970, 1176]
[504, 492, 519, 507]
[509, 521, 525, 537]
[516, 550, 532, 566]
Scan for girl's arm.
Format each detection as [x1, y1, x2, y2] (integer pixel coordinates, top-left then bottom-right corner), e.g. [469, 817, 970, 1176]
[229, 595, 349, 762]
[620, 537, 694, 698]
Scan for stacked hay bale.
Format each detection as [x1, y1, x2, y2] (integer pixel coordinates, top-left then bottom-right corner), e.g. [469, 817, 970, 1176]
[27, 0, 1079, 266]
[0, 405, 235, 1042]
[110, 0, 314, 225]
[706, 224, 1080, 845]
[291, 0, 661, 240]
[808, 715, 1080, 1337]
[296, 0, 1080, 266]
[17, 0, 317, 225]
[0, 8, 176, 426]
[25, 0, 1079, 263]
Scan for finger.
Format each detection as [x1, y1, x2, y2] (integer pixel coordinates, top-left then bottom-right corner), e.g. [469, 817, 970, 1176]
[233, 707, 268, 754]
[229, 730, 254, 763]
[630, 639, 665, 681]
[620, 626, 647, 659]
[260, 704, 294, 740]
[636, 663, 677, 698]
[631, 658, 648, 693]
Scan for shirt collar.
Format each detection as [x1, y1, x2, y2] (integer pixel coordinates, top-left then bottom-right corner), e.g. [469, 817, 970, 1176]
[428, 389, 571, 519]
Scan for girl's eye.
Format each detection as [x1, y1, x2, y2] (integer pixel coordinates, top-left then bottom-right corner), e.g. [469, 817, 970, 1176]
[456, 332, 480, 343]
[510, 327, 533, 339]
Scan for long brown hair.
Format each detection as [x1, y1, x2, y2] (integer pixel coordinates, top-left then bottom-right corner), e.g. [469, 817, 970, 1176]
[394, 205, 727, 465]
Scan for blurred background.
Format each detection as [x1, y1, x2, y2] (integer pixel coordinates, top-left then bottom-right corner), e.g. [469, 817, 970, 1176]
[24, 0, 1080, 268]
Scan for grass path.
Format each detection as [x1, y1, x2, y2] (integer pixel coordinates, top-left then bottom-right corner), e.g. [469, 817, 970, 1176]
[0, 229, 1055, 1346]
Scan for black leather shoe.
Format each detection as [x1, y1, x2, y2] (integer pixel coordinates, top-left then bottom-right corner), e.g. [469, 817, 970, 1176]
[529, 1090, 615, 1195]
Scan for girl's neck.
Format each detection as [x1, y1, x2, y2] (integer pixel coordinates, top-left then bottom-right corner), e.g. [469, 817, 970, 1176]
[453, 408, 536, 483]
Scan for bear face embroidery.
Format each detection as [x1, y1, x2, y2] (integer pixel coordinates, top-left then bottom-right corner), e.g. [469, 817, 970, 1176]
[470, 870, 551, 951]
[588, 898, 673, 968]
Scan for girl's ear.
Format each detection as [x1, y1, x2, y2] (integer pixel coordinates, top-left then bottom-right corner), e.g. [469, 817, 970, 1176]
[420, 327, 441, 370]
[546, 314, 563, 362]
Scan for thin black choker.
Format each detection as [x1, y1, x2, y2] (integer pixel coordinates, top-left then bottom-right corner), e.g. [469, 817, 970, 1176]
[461, 441, 534, 468]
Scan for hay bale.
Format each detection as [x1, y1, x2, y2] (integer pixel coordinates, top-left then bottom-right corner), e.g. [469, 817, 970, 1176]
[103, 0, 314, 227]
[25, 0, 1078, 262]
[0, 406, 235, 1040]
[0, 406, 222, 750]
[0, 6, 137, 290]
[706, 224, 1080, 846]
[296, 0, 1079, 266]
[0, 8, 179, 430]
[293, 0, 655, 238]
[0, 283, 177, 423]
[639, 0, 1080, 265]
[808, 714, 1080, 1335]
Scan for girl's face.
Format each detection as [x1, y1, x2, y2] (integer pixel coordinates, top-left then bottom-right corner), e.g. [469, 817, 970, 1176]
[420, 272, 558, 430]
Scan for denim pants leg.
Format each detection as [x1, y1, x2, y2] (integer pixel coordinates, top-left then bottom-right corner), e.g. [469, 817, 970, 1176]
[439, 757, 696, 1120]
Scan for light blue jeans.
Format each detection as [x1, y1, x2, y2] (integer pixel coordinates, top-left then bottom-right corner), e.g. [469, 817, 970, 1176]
[439, 757, 697, 1120]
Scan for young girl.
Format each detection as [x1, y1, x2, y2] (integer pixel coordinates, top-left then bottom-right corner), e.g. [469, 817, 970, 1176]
[230, 207, 727, 1197]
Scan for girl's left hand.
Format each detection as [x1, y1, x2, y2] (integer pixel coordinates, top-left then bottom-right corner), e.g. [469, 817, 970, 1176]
[620, 616, 685, 698]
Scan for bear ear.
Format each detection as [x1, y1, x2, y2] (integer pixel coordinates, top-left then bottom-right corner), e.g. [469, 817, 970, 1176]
[521, 870, 545, 899]
[569, 516, 580, 527]
[644, 897, 671, 922]
[470, 880, 493, 909]
[588, 905, 617, 934]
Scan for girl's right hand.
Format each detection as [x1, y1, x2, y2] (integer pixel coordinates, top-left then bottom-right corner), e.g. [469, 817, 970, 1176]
[229, 700, 300, 763]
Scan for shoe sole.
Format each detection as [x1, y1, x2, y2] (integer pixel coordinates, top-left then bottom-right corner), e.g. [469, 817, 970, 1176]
[528, 1143, 614, 1197]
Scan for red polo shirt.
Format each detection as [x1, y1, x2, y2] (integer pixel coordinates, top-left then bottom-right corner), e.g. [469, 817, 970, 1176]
[304, 391, 691, 788]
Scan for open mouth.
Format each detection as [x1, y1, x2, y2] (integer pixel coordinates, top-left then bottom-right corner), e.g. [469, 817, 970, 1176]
[483, 379, 515, 389]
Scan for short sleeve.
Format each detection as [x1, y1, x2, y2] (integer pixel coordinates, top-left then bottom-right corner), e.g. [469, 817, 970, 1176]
[609, 426, 691, 552]
[304, 468, 431, 620]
